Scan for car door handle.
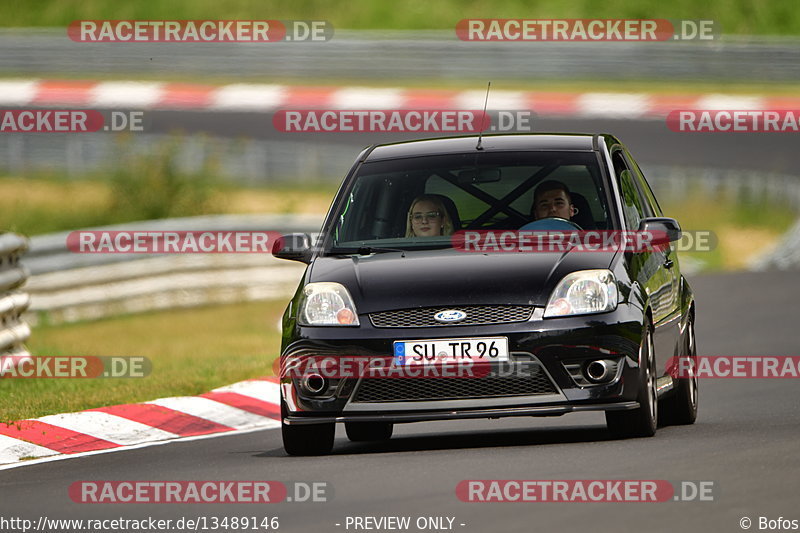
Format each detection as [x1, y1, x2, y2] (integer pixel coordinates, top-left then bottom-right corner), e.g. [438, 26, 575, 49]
[664, 258, 674, 269]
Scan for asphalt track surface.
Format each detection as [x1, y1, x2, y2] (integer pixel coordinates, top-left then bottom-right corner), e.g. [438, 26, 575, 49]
[2, 272, 799, 532]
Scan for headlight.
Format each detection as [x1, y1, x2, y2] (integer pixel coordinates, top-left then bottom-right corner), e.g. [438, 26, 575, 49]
[298, 282, 360, 326]
[544, 269, 618, 318]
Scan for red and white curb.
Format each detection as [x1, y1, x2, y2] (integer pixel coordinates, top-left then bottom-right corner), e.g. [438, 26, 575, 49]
[0, 377, 281, 468]
[1, 79, 797, 118]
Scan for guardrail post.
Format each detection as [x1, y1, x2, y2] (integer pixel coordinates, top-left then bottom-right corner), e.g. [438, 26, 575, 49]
[0, 233, 32, 366]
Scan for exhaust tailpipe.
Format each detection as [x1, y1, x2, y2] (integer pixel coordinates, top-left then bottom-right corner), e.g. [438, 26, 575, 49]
[301, 373, 327, 395]
[586, 360, 611, 382]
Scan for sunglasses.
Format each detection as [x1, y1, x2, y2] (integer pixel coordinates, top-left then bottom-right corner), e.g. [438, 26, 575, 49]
[410, 211, 442, 222]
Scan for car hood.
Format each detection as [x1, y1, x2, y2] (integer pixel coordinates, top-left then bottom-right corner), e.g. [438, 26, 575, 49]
[309, 248, 617, 312]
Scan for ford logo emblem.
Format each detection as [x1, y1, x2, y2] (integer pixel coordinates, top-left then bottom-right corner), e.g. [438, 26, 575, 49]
[434, 310, 467, 323]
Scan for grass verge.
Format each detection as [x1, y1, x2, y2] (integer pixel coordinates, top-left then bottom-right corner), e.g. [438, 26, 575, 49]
[0, 175, 337, 236]
[2, 0, 800, 35]
[660, 186, 796, 271]
[1, 300, 285, 423]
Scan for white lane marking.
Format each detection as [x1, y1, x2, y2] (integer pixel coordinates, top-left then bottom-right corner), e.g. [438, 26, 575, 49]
[148, 396, 281, 430]
[455, 90, 526, 111]
[0, 80, 39, 105]
[576, 93, 652, 118]
[212, 379, 280, 404]
[91, 81, 164, 108]
[210, 84, 286, 111]
[330, 87, 405, 109]
[694, 94, 765, 110]
[37, 411, 178, 445]
[0, 376, 284, 468]
[0, 426, 278, 471]
[0, 434, 59, 464]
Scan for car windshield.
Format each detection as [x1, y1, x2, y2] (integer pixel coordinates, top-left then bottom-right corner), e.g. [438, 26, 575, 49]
[324, 150, 611, 254]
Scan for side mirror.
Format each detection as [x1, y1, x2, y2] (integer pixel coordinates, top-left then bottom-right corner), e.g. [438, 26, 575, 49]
[638, 217, 682, 244]
[272, 233, 313, 264]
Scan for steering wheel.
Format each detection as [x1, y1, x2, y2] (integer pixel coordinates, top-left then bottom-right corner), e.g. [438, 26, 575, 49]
[519, 217, 582, 231]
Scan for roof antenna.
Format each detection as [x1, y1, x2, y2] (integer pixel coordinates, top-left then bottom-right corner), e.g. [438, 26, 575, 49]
[475, 81, 491, 151]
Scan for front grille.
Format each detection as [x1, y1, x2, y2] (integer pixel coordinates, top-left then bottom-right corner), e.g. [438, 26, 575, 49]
[352, 364, 557, 403]
[369, 305, 533, 328]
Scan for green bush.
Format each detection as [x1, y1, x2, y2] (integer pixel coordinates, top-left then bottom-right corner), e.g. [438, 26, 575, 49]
[108, 139, 221, 221]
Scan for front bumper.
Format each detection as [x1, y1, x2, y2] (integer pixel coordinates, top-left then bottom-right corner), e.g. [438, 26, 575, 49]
[280, 302, 645, 422]
[283, 401, 641, 425]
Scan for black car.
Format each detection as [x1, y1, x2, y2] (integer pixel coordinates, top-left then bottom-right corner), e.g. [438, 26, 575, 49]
[274, 133, 698, 455]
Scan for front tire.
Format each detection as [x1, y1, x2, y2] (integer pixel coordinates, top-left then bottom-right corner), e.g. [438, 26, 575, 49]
[606, 322, 658, 438]
[660, 313, 698, 426]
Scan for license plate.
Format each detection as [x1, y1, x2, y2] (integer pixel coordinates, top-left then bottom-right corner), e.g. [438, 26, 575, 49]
[393, 337, 509, 366]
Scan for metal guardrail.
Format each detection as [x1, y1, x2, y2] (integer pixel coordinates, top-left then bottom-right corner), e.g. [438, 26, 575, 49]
[751, 219, 800, 270]
[0, 233, 31, 360]
[22, 214, 321, 325]
[650, 167, 800, 212]
[24, 213, 324, 275]
[3, 29, 800, 82]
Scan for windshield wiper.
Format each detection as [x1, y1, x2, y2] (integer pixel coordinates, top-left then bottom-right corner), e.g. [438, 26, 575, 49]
[328, 246, 406, 257]
[357, 246, 406, 256]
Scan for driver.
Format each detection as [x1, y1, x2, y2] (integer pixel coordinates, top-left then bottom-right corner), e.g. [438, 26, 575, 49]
[532, 180, 577, 221]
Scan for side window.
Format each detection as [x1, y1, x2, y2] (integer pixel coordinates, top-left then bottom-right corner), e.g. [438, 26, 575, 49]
[627, 155, 663, 217]
[611, 151, 628, 181]
[337, 175, 405, 241]
[613, 151, 647, 230]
